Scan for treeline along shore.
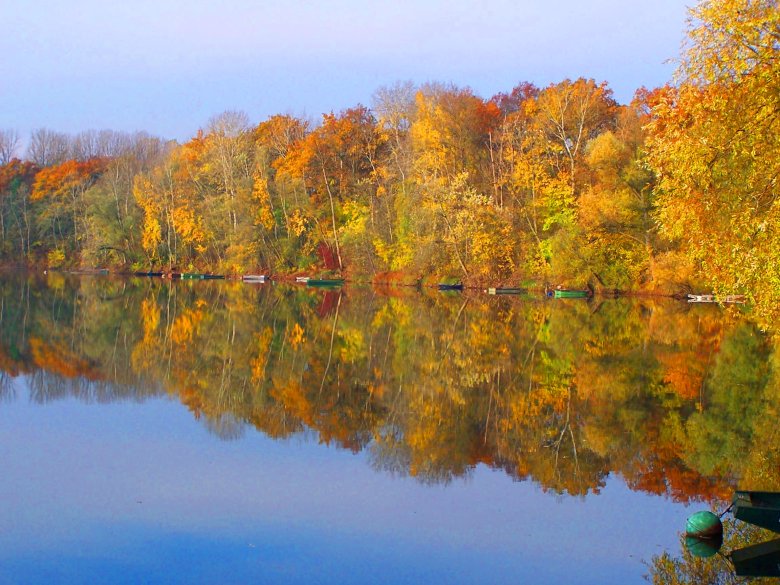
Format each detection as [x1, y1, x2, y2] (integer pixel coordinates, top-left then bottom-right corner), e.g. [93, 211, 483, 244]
[0, 0, 778, 324]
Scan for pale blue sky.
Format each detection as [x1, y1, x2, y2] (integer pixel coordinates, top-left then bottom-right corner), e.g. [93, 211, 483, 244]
[1, 0, 691, 142]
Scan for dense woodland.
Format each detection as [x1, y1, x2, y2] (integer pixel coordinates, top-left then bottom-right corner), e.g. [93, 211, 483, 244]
[0, 0, 777, 323]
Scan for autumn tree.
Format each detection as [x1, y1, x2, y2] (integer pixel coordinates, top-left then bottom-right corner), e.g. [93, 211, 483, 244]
[252, 114, 309, 269]
[0, 159, 38, 258]
[198, 111, 257, 271]
[27, 128, 70, 167]
[134, 140, 208, 267]
[31, 158, 106, 258]
[578, 97, 657, 289]
[277, 106, 384, 273]
[80, 133, 167, 266]
[406, 85, 517, 279]
[0, 129, 20, 165]
[647, 0, 780, 323]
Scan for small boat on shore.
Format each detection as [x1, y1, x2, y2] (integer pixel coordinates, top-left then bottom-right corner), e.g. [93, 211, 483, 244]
[307, 279, 344, 287]
[181, 273, 204, 280]
[688, 293, 747, 304]
[68, 268, 109, 275]
[552, 289, 589, 299]
[723, 295, 746, 304]
[202, 274, 225, 280]
[688, 294, 716, 303]
[438, 283, 464, 291]
[242, 274, 267, 283]
[295, 276, 310, 283]
[488, 287, 525, 295]
[134, 271, 163, 277]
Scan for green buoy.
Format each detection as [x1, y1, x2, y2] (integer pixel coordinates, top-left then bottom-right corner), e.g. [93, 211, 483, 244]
[685, 535, 723, 558]
[686, 510, 724, 539]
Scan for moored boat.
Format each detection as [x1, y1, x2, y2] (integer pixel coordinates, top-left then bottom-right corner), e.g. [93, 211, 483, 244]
[307, 279, 344, 287]
[133, 271, 163, 277]
[242, 274, 267, 282]
[733, 491, 780, 534]
[732, 538, 780, 577]
[438, 283, 464, 291]
[688, 293, 747, 304]
[723, 294, 746, 304]
[552, 289, 589, 299]
[688, 294, 716, 303]
[488, 287, 525, 295]
[295, 276, 310, 283]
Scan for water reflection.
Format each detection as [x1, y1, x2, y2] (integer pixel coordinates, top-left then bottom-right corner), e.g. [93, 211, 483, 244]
[1, 273, 778, 501]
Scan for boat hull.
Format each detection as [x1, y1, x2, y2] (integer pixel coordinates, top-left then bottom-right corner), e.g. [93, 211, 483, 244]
[553, 290, 589, 299]
[732, 538, 780, 577]
[733, 491, 780, 534]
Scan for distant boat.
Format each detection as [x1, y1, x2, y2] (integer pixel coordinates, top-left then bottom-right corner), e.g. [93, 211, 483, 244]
[133, 271, 163, 277]
[733, 491, 780, 534]
[688, 293, 746, 304]
[181, 273, 205, 280]
[295, 276, 310, 283]
[202, 274, 225, 280]
[307, 279, 344, 287]
[723, 295, 746, 304]
[68, 268, 109, 275]
[688, 294, 716, 303]
[488, 287, 525, 295]
[242, 275, 267, 282]
[552, 289, 589, 299]
[438, 283, 464, 291]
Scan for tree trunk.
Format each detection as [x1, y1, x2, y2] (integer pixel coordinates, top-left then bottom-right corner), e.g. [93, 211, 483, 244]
[320, 161, 343, 271]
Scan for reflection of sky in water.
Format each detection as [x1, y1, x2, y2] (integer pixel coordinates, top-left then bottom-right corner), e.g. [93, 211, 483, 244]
[0, 376, 690, 584]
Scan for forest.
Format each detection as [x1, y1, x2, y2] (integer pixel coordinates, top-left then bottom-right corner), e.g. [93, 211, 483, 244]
[0, 0, 777, 323]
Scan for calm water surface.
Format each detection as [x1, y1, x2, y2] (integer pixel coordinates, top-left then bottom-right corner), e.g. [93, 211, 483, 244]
[0, 274, 776, 584]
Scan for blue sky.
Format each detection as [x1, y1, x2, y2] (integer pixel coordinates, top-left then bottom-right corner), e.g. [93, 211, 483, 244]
[1, 0, 691, 142]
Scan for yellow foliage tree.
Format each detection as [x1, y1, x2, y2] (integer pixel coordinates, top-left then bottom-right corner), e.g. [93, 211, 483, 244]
[647, 0, 780, 324]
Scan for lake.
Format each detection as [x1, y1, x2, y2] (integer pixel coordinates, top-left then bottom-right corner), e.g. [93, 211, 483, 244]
[0, 273, 777, 584]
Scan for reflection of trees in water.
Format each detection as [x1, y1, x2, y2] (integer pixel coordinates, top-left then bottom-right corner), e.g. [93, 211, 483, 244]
[0, 370, 15, 402]
[25, 369, 161, 404]
[0, 274, 777, 500]
[204, 413, 245, 441]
